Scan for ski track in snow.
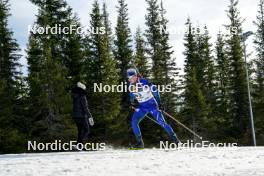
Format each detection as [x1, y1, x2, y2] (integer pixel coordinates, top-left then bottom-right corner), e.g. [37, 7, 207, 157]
[0, 147, 264, 176]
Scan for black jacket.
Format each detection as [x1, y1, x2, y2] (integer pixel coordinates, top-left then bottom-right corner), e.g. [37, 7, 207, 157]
[72, 87, 92, 119]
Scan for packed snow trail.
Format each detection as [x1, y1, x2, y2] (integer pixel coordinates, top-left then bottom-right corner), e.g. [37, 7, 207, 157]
[0, 147, 264, 176]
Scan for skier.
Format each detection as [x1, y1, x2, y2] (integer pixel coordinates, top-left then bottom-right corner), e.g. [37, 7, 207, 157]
[127, 68, 179, 148]
[72, 82, 94, 150]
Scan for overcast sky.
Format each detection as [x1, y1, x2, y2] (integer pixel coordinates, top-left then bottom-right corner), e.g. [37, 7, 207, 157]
[8, 0, 259, 74]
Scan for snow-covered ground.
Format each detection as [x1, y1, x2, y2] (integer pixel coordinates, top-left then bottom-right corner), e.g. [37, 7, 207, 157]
[0, 147, 264, 176]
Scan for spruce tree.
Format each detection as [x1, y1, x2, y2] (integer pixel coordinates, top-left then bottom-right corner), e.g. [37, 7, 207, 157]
[84, 1, 121, 141]
[27, 0, 80, 142]
[114, 0, 132, 83]
[215, 32, 232, 134]
[0, 0, 26, 153]
[114, 0, 133, 144]
[159, 1, 179, 114]
[182, 18, 208, 141]
[64, 15, 84, 86]
[253, 0, 264, 143]
[145, 0, 163, 83]
[134, 27, 149, 77]
[102, 3, 121, 140]
[194, 25, 205, 85]
[225, 0, 248, 141]
[195, 26, 216, 99]
[183, 24, 217, 139]
[198, 26, 217, 124]
[102, 3, 114, 52]
[27, 36, 71, 141]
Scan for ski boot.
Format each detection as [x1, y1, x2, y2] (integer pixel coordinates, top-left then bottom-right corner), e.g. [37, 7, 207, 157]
[72, 145, 83, 152]
[129, 136, 144, 150]
[170, 134, 181, 147]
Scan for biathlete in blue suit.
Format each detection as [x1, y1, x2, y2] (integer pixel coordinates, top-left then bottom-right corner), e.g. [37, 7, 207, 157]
[127, 68, 179, 148]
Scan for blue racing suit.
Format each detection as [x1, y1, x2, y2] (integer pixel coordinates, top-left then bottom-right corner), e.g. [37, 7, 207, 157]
[129, 78, 178, 143]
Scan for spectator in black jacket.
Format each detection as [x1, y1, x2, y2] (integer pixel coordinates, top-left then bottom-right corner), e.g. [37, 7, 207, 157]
[72, 82, 94, 145]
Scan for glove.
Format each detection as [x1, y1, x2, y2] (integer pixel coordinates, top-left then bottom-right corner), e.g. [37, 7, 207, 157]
[88, 117, 94, 126]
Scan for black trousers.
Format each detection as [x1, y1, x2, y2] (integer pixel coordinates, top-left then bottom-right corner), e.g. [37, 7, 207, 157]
[74, 118, 90, 144]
